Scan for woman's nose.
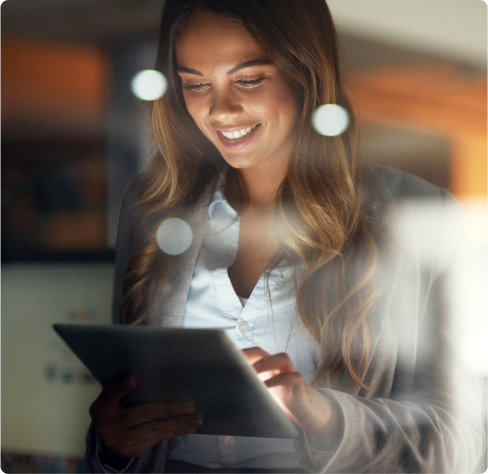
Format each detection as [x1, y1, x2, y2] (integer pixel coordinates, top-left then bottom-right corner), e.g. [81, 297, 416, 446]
[208, 89, 243, 122]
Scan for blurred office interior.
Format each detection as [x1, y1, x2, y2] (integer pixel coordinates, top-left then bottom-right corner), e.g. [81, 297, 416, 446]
[1, 0, 486, 472]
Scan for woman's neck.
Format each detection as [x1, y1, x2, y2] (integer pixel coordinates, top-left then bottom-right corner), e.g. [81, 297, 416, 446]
[237, 163, 287, 212]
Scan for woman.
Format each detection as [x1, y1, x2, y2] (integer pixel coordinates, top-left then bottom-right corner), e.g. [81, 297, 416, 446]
[86, 0, 485, 472]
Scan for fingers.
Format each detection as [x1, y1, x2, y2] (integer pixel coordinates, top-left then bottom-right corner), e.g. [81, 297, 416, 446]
[102, 376, 136, 405]
[90, 376, 196, 429]
[90, 375, 202, 458]
[253, 352, 295, 381]
[128, 414, 203, 441]
[96, 411, 203, 458]
[92, 403, 195, 431]
[120, 402, 195, 428]
[243, 348, 338, 437]
[242, 349, 296, 383]
[243, 348, 294, 373]
[264, 371, 303, 389]
[242, 347, 270, 364]
[89, 376, 135, 420]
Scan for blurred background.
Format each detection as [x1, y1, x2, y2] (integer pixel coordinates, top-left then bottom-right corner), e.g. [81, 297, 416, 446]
[1, 0, 486, 472]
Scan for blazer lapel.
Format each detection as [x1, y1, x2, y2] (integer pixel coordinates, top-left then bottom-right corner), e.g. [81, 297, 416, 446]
[149, 180, 217, 327]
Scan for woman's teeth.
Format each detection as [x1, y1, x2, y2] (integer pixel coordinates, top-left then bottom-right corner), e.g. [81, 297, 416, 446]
[220, 125, 258, 139]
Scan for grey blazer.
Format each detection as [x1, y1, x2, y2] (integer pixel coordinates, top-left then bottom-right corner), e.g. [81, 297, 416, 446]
[86, 166, 485, 473]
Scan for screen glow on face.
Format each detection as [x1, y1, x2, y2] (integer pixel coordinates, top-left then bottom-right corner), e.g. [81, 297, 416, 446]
[175, 13, 300, 175]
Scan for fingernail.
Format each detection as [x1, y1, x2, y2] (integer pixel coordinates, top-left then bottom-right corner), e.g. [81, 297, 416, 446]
[187, 417, 203, 427]
[182, 404, 194, 415]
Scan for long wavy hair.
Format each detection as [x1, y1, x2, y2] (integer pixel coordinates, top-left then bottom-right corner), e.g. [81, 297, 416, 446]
[121, 0, 380, 391]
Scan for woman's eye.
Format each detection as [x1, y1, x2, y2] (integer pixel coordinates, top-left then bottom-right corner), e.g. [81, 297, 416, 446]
[184, 82, 210, 91]
[236, 78, 265, 88]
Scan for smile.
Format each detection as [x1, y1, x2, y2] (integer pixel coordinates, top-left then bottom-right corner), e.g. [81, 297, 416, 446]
[220, 125, 258, 139]
[216, 124, 261, 150]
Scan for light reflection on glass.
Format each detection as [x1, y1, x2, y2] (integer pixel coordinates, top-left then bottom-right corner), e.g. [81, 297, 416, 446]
[312, 104, 349, 136]
[156, 218, 193, 255]
[131, 70, 167, 101]
[456, 198, 487, 377]
[387, 199, 487, 378]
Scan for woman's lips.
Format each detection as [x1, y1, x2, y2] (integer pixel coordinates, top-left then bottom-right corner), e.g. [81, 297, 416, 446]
[216, 124, 261, 150]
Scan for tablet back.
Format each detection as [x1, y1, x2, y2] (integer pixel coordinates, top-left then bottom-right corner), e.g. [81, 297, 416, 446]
[53, 324, 299, 438]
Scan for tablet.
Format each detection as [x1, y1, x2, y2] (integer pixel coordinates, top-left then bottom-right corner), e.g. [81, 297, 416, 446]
[53, 324, 299, 439]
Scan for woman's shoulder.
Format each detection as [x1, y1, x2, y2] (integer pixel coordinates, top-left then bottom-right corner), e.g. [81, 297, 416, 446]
[121, 175, 146, 208]
[364, 165, 463, 273]
[115, 175, 148, 237]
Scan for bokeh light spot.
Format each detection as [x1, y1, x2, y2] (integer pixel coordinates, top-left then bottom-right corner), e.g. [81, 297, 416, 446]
[312, 104, 349, 136]
[156, 218, 193, 255]
[131, 70, 167, 101]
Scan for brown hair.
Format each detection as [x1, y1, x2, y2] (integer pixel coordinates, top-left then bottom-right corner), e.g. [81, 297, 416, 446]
[122, 0, 380, 390]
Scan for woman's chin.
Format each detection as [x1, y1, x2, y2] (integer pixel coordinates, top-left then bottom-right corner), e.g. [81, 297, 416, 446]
[220, 154, 259, 170]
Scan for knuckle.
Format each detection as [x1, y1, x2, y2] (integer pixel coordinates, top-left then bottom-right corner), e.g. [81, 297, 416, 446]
[255, 346, 266, 354]
[136, 405, 152, 423]
[95, 427, 112, 446]
[150, 418, 180, 437]
[149, 421, 165, 436]
[89, 401, 101, 419]
[89, 406, 97, 419]
[118, 410, 129, 425]
[292, 372, 303, 382]
[166, 403, 181, 417]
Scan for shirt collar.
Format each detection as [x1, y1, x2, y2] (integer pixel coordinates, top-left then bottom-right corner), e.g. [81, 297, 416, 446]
[208, 180, 238, 220]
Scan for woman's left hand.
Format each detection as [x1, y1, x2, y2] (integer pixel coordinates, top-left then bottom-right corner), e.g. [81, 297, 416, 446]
[243, 347, 340, 437]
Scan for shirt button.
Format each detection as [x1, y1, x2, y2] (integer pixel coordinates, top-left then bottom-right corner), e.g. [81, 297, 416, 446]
[224, 436, 234, 445]
[239, 321, 249, 333]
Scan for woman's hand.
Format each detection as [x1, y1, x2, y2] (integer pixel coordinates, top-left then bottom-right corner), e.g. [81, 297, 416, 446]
[89, 376, 203, 460]
[243, 347, 340, 437]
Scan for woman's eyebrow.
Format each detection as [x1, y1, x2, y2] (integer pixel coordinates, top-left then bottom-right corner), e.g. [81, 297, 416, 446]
[177, 59, 273, 76]
[177, 65, 203, 76]
[226, 59, 273, 74]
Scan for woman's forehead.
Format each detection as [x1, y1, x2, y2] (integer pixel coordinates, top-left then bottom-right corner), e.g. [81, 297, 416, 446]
[175, 12, 265, 65]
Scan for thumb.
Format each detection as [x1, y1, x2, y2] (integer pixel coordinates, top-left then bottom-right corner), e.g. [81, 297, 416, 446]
[101, 376, 136, 406]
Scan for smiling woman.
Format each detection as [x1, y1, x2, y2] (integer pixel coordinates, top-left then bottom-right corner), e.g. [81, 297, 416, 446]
[84, 0, 485, 473]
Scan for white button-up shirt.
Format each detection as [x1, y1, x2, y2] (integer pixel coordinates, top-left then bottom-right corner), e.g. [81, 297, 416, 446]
[167, 185, 321, 469]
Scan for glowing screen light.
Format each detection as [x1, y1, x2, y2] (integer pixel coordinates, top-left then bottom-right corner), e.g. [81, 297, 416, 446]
[156, 218, 193, 255]
[312, 104, 349, 136]
[131, 70, 167, 101]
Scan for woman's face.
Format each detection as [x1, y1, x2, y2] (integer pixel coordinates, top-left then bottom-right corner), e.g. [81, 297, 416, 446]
[175, 13, 300, 173]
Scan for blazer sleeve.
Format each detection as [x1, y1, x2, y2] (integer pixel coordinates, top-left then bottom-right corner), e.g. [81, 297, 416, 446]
[85, 178, 171, 473]
[85, 422, 169, 473]
[111, 178, 144, 325]
[294, 190, 486, 473]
